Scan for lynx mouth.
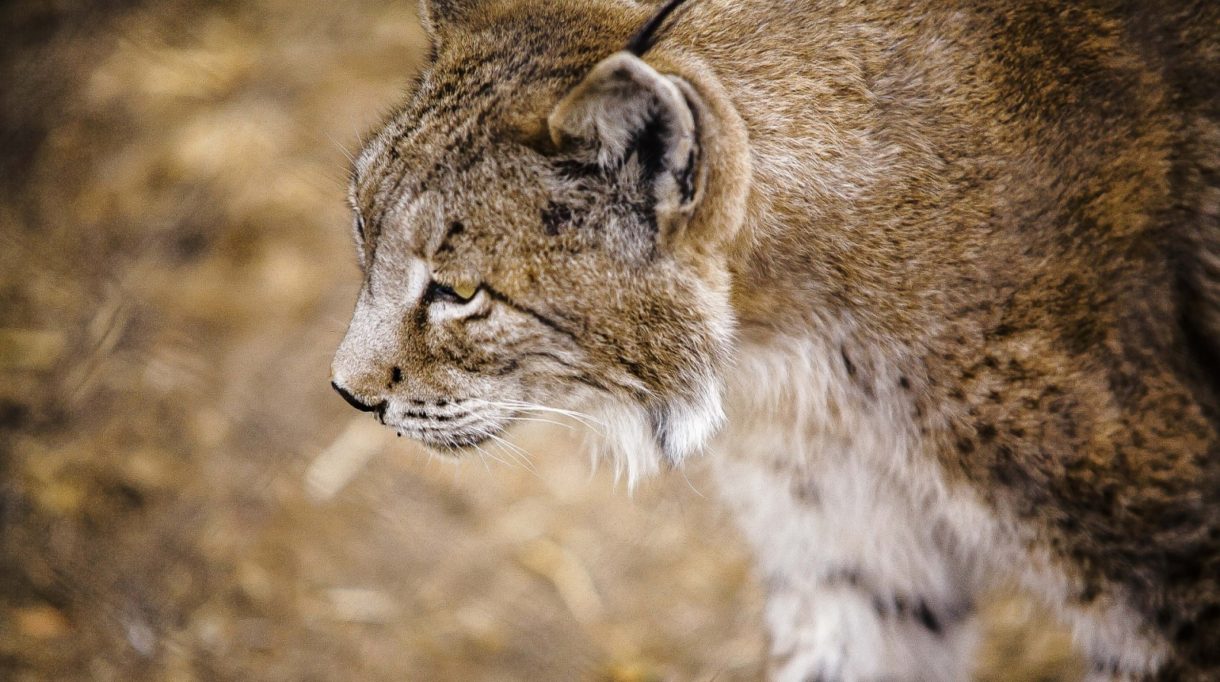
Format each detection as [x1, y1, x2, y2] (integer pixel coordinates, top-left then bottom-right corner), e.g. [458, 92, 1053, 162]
[384, 412, 511, 458]
[416, 432, 496, 457]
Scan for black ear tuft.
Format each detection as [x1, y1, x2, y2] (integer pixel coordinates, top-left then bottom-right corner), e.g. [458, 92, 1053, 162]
[626, 0, 695, 57]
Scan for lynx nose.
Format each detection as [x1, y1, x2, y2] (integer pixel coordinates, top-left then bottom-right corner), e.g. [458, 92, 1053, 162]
[331, 381, 386, 415]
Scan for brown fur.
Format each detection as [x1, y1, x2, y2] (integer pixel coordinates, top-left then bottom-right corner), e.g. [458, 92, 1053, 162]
[332, 0, 1220, 677]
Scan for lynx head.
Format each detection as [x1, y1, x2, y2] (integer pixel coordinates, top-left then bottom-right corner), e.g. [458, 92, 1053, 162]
[331, 0, 750, 482]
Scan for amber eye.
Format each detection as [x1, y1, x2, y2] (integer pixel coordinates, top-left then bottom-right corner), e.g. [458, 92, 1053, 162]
[428, 280, 479, 305]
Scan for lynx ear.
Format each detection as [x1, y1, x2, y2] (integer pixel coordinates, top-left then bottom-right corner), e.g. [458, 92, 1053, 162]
[418, 0, 478, 35]
[549, 52, 703, 237]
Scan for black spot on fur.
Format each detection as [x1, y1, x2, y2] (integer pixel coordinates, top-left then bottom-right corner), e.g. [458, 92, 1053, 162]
[1079, 582, 1100, 604]
[992, 323, 1017, 338]
[390, 366, 403, 385]
[554, 158, 602, 182]
[0, 400, 30, 431]
[915, 601, 943, 635]
[542, 201, 572, 235]
[841, 347, 856, 376]
[977, 423, 998, 442]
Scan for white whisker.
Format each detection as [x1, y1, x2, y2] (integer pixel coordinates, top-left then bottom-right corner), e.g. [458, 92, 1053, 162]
[490, 435, 531, 463]
[472, 442, 514, 471]
[470, 399, 605, 433]
[501, 415, 575, 430]
[487, 433, 536, 472]
[496, 446, 535, 474]
[471, 445, 492, 474]
[679, 467, 706, 499]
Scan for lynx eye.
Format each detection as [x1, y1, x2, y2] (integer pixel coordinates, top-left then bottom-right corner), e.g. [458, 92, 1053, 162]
[428, 280, 480, 305]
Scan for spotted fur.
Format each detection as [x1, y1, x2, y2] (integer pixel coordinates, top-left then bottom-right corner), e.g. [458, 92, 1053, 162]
[332, 0, 1220, 678]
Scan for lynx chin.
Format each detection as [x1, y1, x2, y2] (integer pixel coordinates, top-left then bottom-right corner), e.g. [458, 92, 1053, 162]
[331, 0, 1220, 678]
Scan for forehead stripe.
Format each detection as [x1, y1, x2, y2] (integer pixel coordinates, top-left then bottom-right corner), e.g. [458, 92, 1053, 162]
[434, 220, 465, 256]
[387, 57, 591, 167]
[370, 111, 491, 235]
[362, 56, 596, 239]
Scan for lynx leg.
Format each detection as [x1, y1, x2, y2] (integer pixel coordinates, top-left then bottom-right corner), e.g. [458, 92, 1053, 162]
[764, 567, 978, 682]
[715, 456, 980, 682]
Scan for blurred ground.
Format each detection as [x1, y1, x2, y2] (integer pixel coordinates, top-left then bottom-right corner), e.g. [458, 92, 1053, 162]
[0, 2, 1082, 680]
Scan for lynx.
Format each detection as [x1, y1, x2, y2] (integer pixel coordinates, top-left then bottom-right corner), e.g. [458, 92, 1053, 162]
[330, 0, 1220, 678]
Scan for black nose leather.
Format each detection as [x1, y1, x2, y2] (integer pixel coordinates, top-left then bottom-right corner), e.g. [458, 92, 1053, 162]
[331, 381, 383, 414]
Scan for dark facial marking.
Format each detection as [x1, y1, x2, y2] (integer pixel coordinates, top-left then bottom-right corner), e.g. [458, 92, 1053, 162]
[482, 285, 581, 343]
[435, 220, 465, 255]
[404, 409, 460, 422]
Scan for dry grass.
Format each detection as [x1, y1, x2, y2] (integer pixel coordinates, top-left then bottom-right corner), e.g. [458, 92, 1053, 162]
[0, 2, 1079, 680]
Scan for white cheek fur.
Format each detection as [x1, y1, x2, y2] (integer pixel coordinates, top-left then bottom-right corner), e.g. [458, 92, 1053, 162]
[403, 257, 431, 307]
[578, 376, 726, 490]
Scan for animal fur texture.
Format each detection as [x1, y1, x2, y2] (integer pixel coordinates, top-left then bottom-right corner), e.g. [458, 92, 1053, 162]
[330, 0, 1220, 678]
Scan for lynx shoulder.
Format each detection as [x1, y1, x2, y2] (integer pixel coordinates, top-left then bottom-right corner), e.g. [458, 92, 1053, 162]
[331, 0, 1220, 678]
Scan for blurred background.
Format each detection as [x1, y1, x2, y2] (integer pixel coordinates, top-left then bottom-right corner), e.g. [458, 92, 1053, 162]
[0, 1, 1082, 679]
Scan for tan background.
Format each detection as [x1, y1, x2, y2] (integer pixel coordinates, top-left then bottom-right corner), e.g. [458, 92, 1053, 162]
[0, 1, 1080, 679]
